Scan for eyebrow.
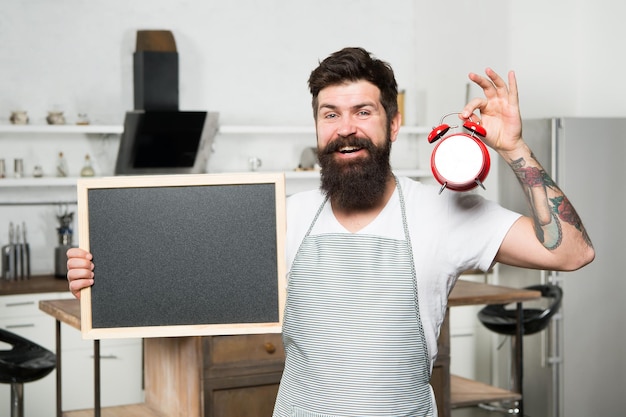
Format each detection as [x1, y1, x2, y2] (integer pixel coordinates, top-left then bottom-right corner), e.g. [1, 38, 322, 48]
[318, 102, 377, 112]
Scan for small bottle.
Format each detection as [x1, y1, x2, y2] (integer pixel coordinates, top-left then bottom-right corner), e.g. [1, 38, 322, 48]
[14, 158, 24, 178]
[56, 152, 68, 177]
[80, 154, 95, 177]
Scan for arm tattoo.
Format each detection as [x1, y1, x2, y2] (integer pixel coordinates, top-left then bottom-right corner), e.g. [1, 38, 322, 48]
[510, 154, 592, 250]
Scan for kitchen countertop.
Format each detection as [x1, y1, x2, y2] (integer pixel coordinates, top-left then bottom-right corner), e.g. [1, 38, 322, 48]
[0, 274, 69, 295]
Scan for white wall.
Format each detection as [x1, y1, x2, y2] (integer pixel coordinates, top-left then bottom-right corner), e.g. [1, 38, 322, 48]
[3, 1, 625, 124]
[510, 0, 626, 118]
[1, 0, 419, 126]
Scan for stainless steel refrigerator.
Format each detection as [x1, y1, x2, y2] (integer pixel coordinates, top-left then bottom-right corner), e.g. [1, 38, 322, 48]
[494, 117, 626, 417]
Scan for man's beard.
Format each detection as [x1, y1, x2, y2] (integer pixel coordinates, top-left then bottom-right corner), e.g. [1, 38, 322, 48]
[318, 134, 393, 211]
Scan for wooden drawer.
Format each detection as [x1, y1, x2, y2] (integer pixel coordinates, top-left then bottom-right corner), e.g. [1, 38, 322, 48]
[206, 373, 281, 417]
[206, 333, 285, 365]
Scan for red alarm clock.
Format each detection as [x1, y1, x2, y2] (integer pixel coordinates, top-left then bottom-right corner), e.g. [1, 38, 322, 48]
[427, 112, 490, 194]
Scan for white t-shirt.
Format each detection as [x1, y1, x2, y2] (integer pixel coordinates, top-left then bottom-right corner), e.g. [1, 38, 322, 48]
[285, 176, 521, 368]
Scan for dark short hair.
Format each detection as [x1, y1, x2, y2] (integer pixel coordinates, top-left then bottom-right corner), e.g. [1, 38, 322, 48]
[308, 47, 398, 123]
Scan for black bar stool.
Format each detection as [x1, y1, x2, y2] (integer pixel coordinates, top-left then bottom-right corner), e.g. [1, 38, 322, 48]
[0, 329, 57, 417]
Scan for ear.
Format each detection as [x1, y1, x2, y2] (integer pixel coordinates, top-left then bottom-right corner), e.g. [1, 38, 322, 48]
[390, 111, 402, 142]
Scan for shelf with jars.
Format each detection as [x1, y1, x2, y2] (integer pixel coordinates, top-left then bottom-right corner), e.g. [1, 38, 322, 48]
[0, 124, 432, 199]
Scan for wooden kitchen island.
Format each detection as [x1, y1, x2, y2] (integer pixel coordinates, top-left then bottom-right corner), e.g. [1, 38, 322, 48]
[40, 279, 540, 417]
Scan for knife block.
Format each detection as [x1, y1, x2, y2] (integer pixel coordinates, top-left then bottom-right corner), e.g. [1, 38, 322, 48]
[1, 242, 30, 281]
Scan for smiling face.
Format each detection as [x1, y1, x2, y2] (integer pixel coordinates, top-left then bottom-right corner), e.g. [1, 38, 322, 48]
[315, 80, 401, 210]
[315, 80, 400, 158]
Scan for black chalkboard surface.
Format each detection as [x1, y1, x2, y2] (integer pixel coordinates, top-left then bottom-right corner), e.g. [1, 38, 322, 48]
[77, 173, 286, 339]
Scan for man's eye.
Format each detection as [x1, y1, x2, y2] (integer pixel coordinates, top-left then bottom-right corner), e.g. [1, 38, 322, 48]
[324, 113, 338, 119]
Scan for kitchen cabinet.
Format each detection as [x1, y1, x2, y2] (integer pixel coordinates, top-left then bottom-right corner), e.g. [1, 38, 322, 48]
[59, 335, 143, 412]
[145, 334, 285, 417]
[0, 290, 66, 417]
[204, 334, 284, 417]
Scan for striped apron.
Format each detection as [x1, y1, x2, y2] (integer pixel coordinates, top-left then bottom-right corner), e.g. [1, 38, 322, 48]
[274, 180, 434, 417]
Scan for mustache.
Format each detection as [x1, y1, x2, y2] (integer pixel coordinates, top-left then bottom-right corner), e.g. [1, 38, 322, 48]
[320, 135, 375, 155]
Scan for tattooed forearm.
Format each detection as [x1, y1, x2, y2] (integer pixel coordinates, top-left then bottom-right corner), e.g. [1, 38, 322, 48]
[510, 154, 591, 250]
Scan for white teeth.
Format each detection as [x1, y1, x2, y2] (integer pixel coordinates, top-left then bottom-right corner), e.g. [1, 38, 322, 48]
[340, 146, 359, 153]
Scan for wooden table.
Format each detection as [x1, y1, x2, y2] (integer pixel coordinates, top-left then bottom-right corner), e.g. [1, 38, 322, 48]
[40, 279, 540, 417]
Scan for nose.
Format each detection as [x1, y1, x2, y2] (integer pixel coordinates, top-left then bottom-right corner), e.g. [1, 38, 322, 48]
[337, 117, 357, 138]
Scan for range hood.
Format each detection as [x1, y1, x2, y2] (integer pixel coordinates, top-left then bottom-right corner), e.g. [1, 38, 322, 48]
[115, 30, 217, 175]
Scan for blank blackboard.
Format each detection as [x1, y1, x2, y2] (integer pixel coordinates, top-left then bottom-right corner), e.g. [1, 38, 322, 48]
[77, 173, 286, 339]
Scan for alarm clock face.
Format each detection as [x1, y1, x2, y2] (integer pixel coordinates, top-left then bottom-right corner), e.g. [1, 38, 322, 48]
[431, 134, 490, 191]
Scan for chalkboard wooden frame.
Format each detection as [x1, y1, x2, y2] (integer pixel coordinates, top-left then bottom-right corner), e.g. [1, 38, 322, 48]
[77, 173, 286, 339]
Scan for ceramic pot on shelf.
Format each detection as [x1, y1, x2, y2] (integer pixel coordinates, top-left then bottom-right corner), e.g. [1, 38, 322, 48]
[10, 111, 29, 125]
[46, 111, 66, 125]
